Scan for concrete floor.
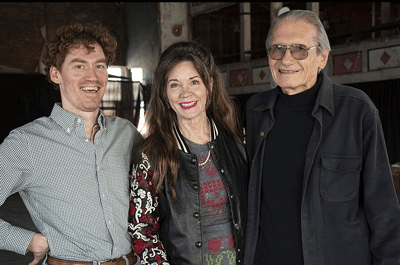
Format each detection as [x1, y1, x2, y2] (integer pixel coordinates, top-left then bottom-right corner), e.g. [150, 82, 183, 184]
[0, 193, 43, 265]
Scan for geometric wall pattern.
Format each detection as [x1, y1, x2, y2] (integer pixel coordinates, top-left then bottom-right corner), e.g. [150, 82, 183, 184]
[369, 45, 400, 71]
[230, 69, 249, 87]
[223, 44, 400, 88]
[333, 52, 362, 75]
[252, 66, 270, 84]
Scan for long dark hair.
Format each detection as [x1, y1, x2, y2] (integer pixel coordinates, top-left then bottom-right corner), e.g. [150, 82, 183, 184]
[141, 41, 242, 199]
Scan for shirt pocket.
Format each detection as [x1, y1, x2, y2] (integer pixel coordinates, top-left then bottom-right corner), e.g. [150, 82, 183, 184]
[320, 155, 362, 202]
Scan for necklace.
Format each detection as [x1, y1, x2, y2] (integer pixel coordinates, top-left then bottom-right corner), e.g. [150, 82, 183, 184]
[199, 118, 212, 166]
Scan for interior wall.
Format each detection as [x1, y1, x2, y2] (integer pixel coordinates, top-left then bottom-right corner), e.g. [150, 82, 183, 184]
[0, 2, 127, 73]
[125, 2, 160, 85]
[158, 2, 191, 53]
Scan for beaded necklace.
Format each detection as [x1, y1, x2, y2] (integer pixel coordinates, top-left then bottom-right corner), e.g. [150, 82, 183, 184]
[199, 118, 211, 166]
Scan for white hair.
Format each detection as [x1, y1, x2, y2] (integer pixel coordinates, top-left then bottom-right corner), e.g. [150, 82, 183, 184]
[266, 9, 331, 55]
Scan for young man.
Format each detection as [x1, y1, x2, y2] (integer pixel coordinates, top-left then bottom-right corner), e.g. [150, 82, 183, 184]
[245, 10, 400, 265]
[0, 21, 141, 265]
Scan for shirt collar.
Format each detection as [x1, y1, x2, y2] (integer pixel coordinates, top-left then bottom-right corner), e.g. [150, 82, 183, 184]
[50, 103, 107, 133]
[173, 117, 219, 154]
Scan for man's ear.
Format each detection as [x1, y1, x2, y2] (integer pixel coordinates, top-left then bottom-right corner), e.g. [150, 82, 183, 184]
[50, 66, 61, 84]
[318, 50, 329, 70]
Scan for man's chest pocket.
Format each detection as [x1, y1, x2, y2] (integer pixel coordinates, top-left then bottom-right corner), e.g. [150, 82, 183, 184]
[320, 155, 362, 202]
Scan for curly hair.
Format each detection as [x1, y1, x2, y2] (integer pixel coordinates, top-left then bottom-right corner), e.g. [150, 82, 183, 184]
[41, 21, 117, 90]
[141, 41, 243, 199]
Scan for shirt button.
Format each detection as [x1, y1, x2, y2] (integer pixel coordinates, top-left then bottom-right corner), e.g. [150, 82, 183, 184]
[85, 138, 90, 142]
[97, 166, 101, 170]
[67, 128, 71, 133]
[195, 242, 202, 247]
[192, 184, 198, 190]
[193, 212, 200, 218]
[77, 119, 81, 123]
[235, 223, 240, 229]
[221, 169, 225, 173]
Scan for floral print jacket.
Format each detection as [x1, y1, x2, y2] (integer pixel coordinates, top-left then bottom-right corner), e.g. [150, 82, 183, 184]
[128, 152, 170, 264]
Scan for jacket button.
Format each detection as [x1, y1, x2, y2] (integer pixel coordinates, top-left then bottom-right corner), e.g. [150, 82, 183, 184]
[260, 131, 265, 136]
[235, 223, 240, 229]
[193, 212, 200, 218]
[191, 157, 197, 164]
[221, 169, 225, 173]
[196, 242, 202, 247]
[192, 184, 198, 190]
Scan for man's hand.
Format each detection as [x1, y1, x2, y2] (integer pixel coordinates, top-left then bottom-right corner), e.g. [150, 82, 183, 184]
[27, 233, 49, 265]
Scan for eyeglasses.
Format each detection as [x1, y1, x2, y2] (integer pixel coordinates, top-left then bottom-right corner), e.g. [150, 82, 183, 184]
[268, 44, 319, 60]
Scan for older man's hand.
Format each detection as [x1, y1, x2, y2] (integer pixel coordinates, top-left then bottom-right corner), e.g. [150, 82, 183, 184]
[27, 233, 49, 265]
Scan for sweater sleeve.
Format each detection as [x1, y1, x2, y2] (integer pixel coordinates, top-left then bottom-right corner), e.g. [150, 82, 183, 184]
[128, 152, 170, 265]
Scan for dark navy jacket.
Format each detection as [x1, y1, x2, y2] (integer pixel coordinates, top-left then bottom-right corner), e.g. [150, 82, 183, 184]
[244, 72, 400, 265]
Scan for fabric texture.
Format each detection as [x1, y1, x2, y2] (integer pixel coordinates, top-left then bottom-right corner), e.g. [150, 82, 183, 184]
[0, 103, 142, 262]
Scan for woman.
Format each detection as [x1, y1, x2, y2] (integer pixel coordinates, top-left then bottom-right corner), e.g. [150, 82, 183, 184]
[128, 41, 248, 265]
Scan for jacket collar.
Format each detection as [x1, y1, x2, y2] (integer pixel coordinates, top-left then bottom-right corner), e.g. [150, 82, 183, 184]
[313, 72, 335, 116]
[173, 117, 218, 154]
[253, 72, 335, 117]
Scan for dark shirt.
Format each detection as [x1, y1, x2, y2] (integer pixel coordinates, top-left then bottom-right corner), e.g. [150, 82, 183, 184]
[254, 76, 321, 265]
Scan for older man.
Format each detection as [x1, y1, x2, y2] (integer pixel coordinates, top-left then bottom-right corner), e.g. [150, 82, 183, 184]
[244, 10, 400, 265]
[0, 22, 141, 265]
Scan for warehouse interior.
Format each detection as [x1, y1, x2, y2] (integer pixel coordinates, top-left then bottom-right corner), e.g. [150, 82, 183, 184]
[0, 2, 399, 264]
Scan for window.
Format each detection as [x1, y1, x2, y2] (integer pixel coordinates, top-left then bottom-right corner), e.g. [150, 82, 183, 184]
[107, 66, 123, 81]
[131, 67, 143, 83]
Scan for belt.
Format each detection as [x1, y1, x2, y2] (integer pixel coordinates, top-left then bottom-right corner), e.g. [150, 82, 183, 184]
[47, 252, 137, 265]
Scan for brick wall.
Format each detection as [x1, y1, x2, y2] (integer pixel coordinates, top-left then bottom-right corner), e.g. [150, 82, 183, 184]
[0, 2, 127, 73]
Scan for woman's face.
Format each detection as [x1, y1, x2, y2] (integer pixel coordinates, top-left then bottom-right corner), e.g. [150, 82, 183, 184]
[166, 61, 211, 124]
